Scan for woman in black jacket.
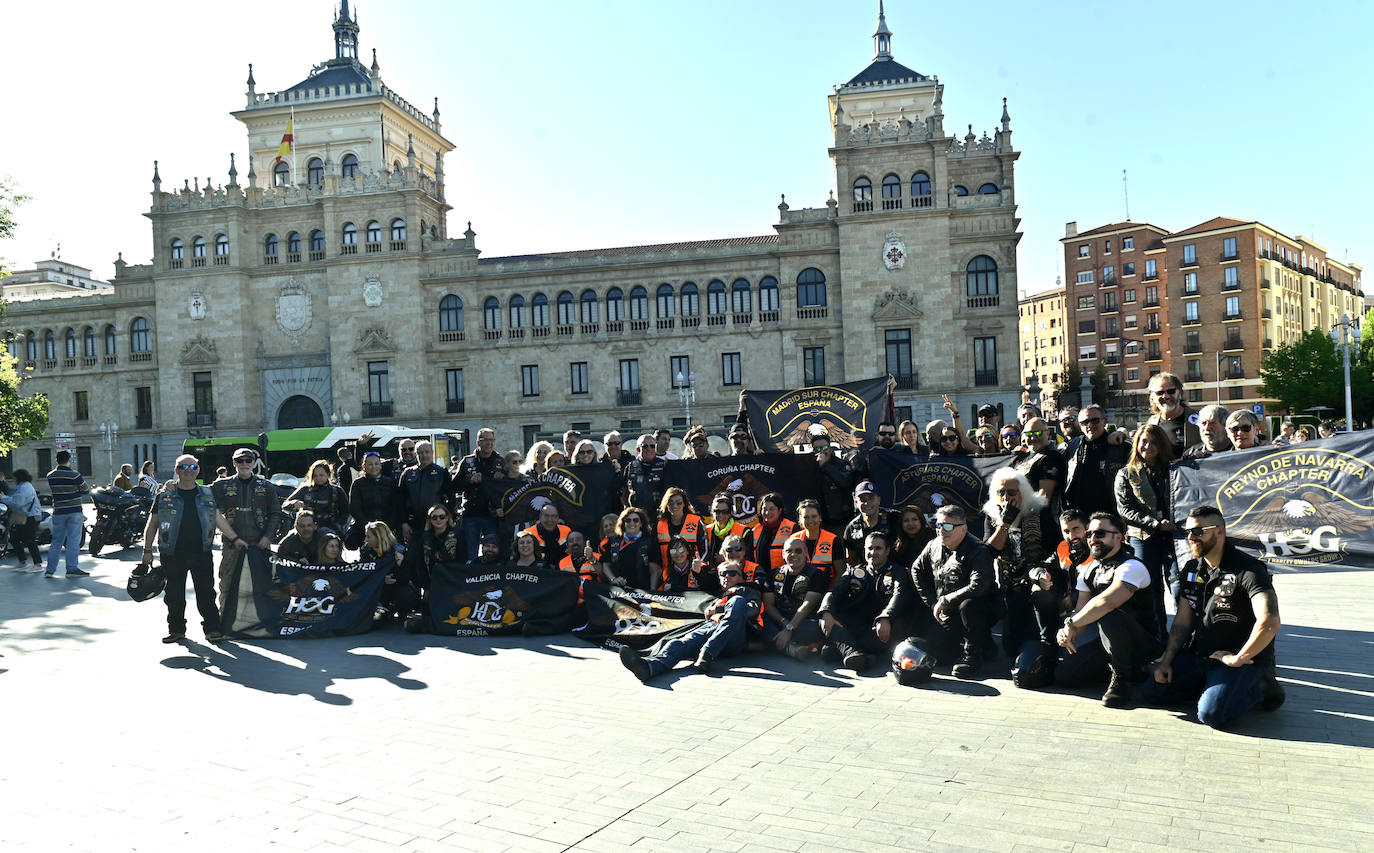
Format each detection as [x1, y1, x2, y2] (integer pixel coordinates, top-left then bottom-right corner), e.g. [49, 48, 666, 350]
[598, 507, 658, 590]
[287, 460, 351, 536]
[1114, 423, 1176, 647]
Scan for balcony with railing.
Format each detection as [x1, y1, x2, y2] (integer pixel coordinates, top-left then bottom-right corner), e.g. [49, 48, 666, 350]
[41, 358, 57, 369]
[362, 400, 394, 418]
[655, 318, 674, 331]
[1262, 308, 1272, 319]
[731, 313, 752, 326]
[616, 389, 642, 406]
[62, 358, 75, 369]
[446, 398, 465, 414]
[439, 330, 465, 342]
[341, 244, 358, 255]
[1220, 251, 1238, 262]
[390, 240, 406, 251]
[797, 306, 829, 319]
[974, 369, 998, 387]
[965, 295, 999, 309]
[852, 199, 873, 213]
[630, 319, 649, 332]
[1186, 370, 1203, 382]
[286, 252, 301, 263]
[882, 198, 902, 211]
[893, 373, 919, 391]
[532, 326, 550, 338]
[606, 321, 624, 334]
[483, 329, 502, 341]
[136, 414, 153, 430]
[214, 254, 229, 266]
[557, 324, 574, 337]
[263, 254, 278, 265]
[82, 356, 97, 368]
[1223, 311, 1243, 321]
[308, 250, 325, 261]
[681, 316, 699, 329]
[1222, 279, 1240, 291]
[1263, 338, 1274, 349]
[759, 310, 779, 323]
[365, 241, 382, 254]
[706, 314, 726, 327]
[130, 351, 154, 363]
[186, 410, 216, 429]
[1103, 354, 1121, 366]
[1260, 278, 1271, 289]
[191, 257, 206, 268]
[580, 323, 600, 335]
[509, 328, 525, 341]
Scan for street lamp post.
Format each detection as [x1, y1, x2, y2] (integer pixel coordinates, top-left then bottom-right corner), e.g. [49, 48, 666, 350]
[676, 371, 696, 426]
[1331, 314, 1362, 432]
[98, 420, 119, 484]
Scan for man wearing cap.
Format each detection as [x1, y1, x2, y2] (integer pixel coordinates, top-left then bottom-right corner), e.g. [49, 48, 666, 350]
[211, 448, 285, 609]
[842, 481, 898, 567]
[467, 533, 504, 568]
[728, 423, 759, 456]
[976, 403, 1001, 433]
[810, 430, 853, 530]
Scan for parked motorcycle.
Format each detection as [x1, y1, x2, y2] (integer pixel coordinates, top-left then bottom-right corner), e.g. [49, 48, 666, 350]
[88, 486, 153, 556]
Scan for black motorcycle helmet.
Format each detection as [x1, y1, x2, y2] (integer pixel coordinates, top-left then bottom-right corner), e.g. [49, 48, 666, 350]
[126, 561, 167, 602]
[891, 636, 936, 686]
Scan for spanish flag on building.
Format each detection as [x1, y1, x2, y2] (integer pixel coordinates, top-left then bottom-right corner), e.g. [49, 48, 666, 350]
[274, 119, 294, 164]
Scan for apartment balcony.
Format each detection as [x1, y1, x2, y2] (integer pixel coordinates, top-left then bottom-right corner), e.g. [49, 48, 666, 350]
[797, 306, 829, 319]
[1262, 308, 1272, 319]
[893, 373, 919, 391]
[1222, 280, 1240, 291]
[1261, 278, 1271, 289]
[1223, 311, 1243, 321]
[617, 389, 642, 406]
[973, 369, 998, 387]
[186, 410, 216, 429]
[362, 401, 394, 418]
[135, 414, 153, 430]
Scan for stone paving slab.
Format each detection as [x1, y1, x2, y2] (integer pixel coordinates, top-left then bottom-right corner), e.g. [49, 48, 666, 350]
[1, 545, 1372, 852]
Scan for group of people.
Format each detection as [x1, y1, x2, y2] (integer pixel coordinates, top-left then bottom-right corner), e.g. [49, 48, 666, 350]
[5, 371, 1298, 730]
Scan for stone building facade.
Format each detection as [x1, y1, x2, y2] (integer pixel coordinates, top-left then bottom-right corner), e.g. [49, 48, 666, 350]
[1, 5, 1021, 478]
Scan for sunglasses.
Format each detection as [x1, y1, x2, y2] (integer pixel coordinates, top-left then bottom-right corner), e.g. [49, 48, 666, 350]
[1080, 417, 1104, 426]
[1228, 424, 1252, 433]
[877, 431, 897, 437]
[941, 435, 960, 441]
[1000, 433, 1019, 439]
[719, 569, 742, 578]
[1087, 529, 1119, 539]
[606, 441, 621, 446]
[1059, 418, 1076, 424]
[623, 517, 641, 525]
[233, 456, 254, 463]
[429, 514, 448, 521]
[725, 546, 744, 552]
[362, 451, 382, 458]
[1153, 388, 1179, 396]
[996, 488, 1018, 497]
[732, 435, 749, 441]
[177, 464, 199, 470]
[668, 499, 684, 506]
[1184, 525, 1220, 538]
[936, 522, 964, 532]
[691, 438, 707, 445]
[1024, 429, 1045, 437]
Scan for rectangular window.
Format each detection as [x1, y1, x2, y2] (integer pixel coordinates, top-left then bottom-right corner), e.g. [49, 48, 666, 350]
[521, 364, 540, 397]
[1103, 265, 1115, 282]
[1184, 272, 1198, 293]
[1078, 295, 1095, 309]
[76, 446, 94, 477]
[446, 368, 465, 412]
[1148, 340, 1161, 360]
[1123, 289, 1135, 303]
[1183, 244, 1197, 265]
[1102, 293, 1117, 312]
[1225, 296, 1240, 318]
[1105, 317, 1119, 337]
[192, 371, 214, 413]
[1186, 330, 1200, 352]
[884, 329, 913, 384]
[1226, 356, 1244, 379]
[1225, 329, 1243, 349]
[1185, 302, 1199, 323]
[721, 352, 742, 386]
[367, 361, 390, 403]
[1224, 266, 1240, 288]
[670, 355, 691, 388]
[570, 362, 589, 395]
[1223, 237, 1237, 259]
[1123, 236, 1134, 250]
[1145, 285, 1158, 305]
[973, 336, 997, 386]
[1145, 258, 1158, 279]
[1078, 244, 1090, 258]
[1079, 345, 1097, 360]
[37, 448, 52, 475]
[135, 386, 153, 429]
[1229, 386, 1246, 401]
[1078, 319, 1096, 334]
[1186, 358, 1202, 382]
[1124, 314, 1137, 329]
[1123, 262, 1135, 276]
[73, 391, 90, 422]
[1076, 271, 1095, 285]
[803, 347, 826, 386]
[1104, 240, 1112, 254]
[619, 359, 640, 391]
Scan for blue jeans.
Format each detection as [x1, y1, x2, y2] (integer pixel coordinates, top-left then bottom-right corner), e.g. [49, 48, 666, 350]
[1140, 650, 1265, 729]
[46, 511, 84, 574]
[462, 515, 498, 561]
[648, 596, 752, 675]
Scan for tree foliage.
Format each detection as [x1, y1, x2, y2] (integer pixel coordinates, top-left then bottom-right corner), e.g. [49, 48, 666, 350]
[0, 176, 28, 276]
[1260, 328, 1374, 426]
[1, 179, 51, 452]
[1062, 362, 1110, 408]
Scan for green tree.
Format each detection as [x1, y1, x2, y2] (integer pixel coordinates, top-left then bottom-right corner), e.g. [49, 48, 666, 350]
[0, 179, 51, 452]
[1259, 328, 1374, 424]
[1063, 361, 1110, 407]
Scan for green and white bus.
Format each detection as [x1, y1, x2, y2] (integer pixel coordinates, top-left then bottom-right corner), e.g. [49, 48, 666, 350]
[183, 425, 468, 485]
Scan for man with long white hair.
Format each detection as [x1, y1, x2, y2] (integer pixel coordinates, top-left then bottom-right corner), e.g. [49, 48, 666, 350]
[983, 468, 1057, 661]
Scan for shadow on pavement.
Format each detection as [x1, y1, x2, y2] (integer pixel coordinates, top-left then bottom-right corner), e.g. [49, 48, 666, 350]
[161, 640, 427, 705]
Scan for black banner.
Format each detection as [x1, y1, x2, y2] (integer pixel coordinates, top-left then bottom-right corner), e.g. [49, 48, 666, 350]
[481, 462, 619, 540]
[663, 453, 825, 526]
[1172, 432, 1374, 571]
[426, 562, 581, 637]
[221, 549, 388, 638]
[573, 582, 715, 652]
[864, 448, 1012, 537]
[743, 376, 889, 453]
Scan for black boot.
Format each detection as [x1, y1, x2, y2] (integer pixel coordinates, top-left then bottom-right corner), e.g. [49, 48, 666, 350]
[952, 643, 981, 679]
[619, 645, 653, 683]
[1260, 657, 1286, 711]
[1102, 669, 1132, 708]
[694, 651, 715, 675]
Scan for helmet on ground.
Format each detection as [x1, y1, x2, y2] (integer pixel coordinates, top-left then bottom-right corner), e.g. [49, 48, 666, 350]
[126, 561, 167, 602]
[891, 636, 936, 686]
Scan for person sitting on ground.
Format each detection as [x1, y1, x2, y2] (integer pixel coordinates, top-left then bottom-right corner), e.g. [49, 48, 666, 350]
[362, 521, 416, 626]
[817, 531, 901, 673]
[467, 533, 503, 568]
[557, 530, 601, 586]
[841, 480, 898, 569]
[420, 504, 462, 591]
[511, 530, 550, 571]
[763, 534, 830, 661]
[276, 509, 322, 564]
[618, 559, 763, 681]
[660, 535, 709, 594]
[751, 493, 797, 573]
[983, 468, 1055, 660]
[316, 533, 345, 566]
[1011, 508, 1094, 689]
[598, 507, 658, 589]
[1054, 512, 1161, 708]
[884, 505, 996, 679]
[520, 502, 571, 567]
[702, 493, 751, 572]
[1142, 506, 1283, 728]
[656, 487, 705, 569]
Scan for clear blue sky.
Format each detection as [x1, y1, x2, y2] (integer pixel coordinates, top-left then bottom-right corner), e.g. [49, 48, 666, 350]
[2, 1, 1370, 295]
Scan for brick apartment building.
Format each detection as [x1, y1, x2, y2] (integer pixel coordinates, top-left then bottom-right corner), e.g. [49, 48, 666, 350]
[1017, 284, 1066, 407]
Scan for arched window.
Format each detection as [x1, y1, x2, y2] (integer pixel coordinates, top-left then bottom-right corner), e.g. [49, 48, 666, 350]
[953, 185, 969, 196]
[43, 330, 56, 360]
[265, 234, 278, 256]
[310, 230, 324, 252]
[629, 286, 649, 321]
[439, 294, 464, 332]
[391, 218, 406, 241]
[192, 236, 206, 258]
[655, 284, 675, 318]
[707, 280, 727, 315]
[307, 158, 324, 185]
[366, 220, 381, 243]
[25, 331, 37, 362]
[287, 231, 301, 254]
[853, 177, 872, 201]
[130, 317, 152, 353]
[911, 171, 932, 207]
[215, 234, 229, 256]
[759, 276, 780, 312]
[393, 160, 402, 173]
[881, 174, 902, 209]
[606, 288, 625, 322]
[170, 238, 184, 260]
[509, 294, 526, 329]
[731, 278, 752, 314]
[580, 289, 599, 323]
[341, 154, 359, 179]
[797, 268, 827, 308]
[342, 223, 357, 245]
[83, 326, 97, 358]
[966, 255, 999, 296]
[680, 282, 699, 317]
[557, 291, 575, 325]
[978, 183, 1000, 195]
[531, 293, 550, 326]
[64, 329, 77, 359]
[483, 296, 501, 330]
[103, 325, 117, 356]
[273, 161, 290, 186]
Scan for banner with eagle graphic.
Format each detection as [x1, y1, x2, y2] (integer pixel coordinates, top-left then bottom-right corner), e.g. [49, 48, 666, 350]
[742, 377, 889, 453]
[864, 447, 1011, 539]
[573, 582, 717, 652]
[221, 550, 389, 638]
[481, 462, 620, 541]
[663, 454, 824, 526]
[425, 563, 581, 637]
[1171, 431, 1374, 571]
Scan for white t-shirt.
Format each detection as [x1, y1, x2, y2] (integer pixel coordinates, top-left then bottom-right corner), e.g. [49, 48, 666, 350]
[1075, 557, 1151, 593]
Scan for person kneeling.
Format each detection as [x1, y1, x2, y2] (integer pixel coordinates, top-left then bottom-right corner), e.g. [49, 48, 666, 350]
[763, 534, 830, 660]
[619, 561, 761, 682]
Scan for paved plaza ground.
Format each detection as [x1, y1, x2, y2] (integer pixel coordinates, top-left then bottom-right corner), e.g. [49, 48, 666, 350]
[2, 533, 1372, 852]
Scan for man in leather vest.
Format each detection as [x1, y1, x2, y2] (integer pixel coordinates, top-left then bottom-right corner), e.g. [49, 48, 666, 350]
[1054, 512, 1161, 707]
[1063, 406, 1127, 516]
[211, 448, 285, 611]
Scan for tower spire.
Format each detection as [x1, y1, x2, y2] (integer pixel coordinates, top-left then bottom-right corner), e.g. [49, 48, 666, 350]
[873, 0, 892, 60]
[333, 1, 360, 62]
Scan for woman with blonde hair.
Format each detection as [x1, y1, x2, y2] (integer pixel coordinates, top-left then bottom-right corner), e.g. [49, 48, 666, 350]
[655, 486, 705, 569]
[286, 459, 350, 535]
[1115, 422, 1175, 647]
[524, 441, 556, 476]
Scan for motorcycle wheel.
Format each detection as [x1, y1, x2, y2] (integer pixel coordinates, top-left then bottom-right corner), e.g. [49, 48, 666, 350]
[88, 526, 106, 557]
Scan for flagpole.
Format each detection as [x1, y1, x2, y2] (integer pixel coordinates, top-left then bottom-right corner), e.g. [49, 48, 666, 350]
[290, 105, 297, 184]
